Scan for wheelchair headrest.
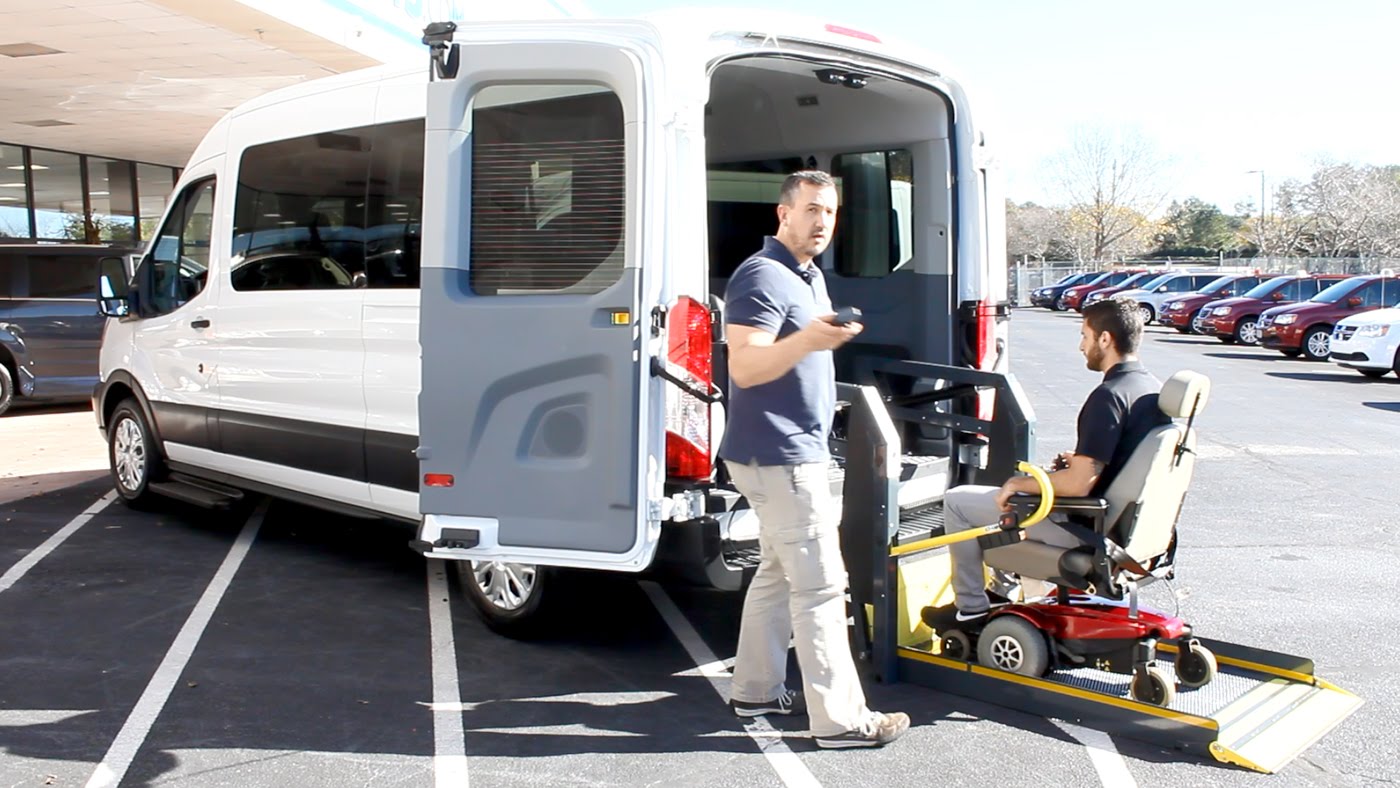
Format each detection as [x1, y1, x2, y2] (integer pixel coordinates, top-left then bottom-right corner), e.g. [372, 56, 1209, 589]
[1158, 370, 1211, 419]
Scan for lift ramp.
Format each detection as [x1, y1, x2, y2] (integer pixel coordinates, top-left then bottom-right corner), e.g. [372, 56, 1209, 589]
[837, 364, 1362, 774]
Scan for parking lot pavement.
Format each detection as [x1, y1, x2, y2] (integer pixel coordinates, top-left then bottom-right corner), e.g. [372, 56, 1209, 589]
[1, 310, 1394, 787]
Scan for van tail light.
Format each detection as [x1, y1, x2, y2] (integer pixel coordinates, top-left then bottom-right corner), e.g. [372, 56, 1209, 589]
[664, 296, 713, 481]
[973, 301, 999, 422]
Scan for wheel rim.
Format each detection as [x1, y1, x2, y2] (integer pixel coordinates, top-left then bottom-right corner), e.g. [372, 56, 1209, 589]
[1191, 315, 1206, 334]
[1138, 306, 1152, 323]
[1307, 331, 1330, 358]
[471, 561, 537, 611]
[988, 635, 1025, 671]
[113, 417, 146, 492]
[1239, 319, 1260, 344]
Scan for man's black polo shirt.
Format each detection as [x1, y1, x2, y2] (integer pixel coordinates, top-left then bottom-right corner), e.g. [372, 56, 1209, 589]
[718, 236, 835, 466]
[1075, 360, 1172, 497]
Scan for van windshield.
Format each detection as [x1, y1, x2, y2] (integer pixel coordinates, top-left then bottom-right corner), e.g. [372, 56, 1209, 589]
[1134, 273, 1174, 291]
[1241, 277, 1290, 299]
[1115, 272, 1154, 289]
[1311, 277, 1368, 304]
[1196, 275, 1234, 293]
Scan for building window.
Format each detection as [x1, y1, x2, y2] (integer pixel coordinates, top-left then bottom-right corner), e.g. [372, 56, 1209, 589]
[86, 157, 137, 243]
[137, 163, 177, 244]
[0, 144, 29, 239]
[30, 148, 85, 241]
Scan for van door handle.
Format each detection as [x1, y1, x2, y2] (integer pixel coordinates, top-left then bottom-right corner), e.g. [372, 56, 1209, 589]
[190, 318, 211, 329]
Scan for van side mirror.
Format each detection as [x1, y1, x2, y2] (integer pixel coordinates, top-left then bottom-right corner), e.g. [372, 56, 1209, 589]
[1271, 291, 1285, 301]
[1346, 296, 1363, 308]
[97, 256, 130, 317]
[1156, 285, 1168, 293]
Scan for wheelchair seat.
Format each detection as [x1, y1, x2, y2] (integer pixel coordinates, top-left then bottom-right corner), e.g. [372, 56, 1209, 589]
[984, 370, 1212, 598]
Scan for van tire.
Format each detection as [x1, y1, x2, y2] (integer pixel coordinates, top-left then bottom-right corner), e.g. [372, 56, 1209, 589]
[456, 560, 553, 636]
[108, 399, 166, 510]
[1301, 326, 1332, 361]
[0, 363, 13, 417]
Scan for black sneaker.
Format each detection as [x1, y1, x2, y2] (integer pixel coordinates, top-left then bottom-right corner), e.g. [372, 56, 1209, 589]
[814, 712, 911, 749]
[919, 605, 989, 631]
[732, 688, 807, 718]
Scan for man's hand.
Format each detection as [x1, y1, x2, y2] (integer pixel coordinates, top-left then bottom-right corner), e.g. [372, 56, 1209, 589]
[799, 313, 863, 352]
[995, 483, 1017, 512]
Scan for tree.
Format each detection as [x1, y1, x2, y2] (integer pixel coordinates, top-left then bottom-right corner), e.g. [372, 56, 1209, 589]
[1158, 198, 1239, 254]
[1050, 127, 1171, 260]
[1006, 200, 1067, 261]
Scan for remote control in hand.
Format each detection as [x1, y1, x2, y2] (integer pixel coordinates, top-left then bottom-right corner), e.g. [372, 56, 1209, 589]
[833, 306, 863, 326]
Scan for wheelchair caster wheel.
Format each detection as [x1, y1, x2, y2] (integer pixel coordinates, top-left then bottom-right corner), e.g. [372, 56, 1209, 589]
[941, 629, 972, 661]
[1175, 643, 1218, 689]
[1131, 665, 1175, 707]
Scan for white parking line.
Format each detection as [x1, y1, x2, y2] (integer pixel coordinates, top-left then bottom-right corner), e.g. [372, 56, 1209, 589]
[84, 502, 265, 788]
[640, 581, 821, 788]
[427, 561, 469, 788]
[1052, 721, 1138, 788]
[0, 491, 116, 594]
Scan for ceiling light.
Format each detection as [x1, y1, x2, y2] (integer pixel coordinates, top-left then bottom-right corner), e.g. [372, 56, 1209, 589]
[90, 190, 109, 196]
[264, 213, 281, 218]
[0, 42, 63, 58]
[0, 196, 17, 202]
[6, 164, 47, 170]
[0, 182, 24, 188]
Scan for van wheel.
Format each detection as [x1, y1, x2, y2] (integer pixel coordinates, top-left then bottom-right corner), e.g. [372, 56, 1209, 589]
[1301, 326, 1332, 361]
[456, 560, 553, 636]
[0, 363, 13, 417]
[1137, 304, 1155, 324]
[1358, 368, 1389, 379]
[1234, 317, 1261, 346]
[108, 399, 167, 510]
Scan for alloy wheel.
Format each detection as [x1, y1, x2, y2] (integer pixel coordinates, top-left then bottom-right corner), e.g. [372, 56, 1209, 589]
[1238, 319, 1260, 345]
[1306, 330, 1331, 359]
[471, 561, 538, 611]
[113, 417, 147, 492]
[987, 634, 1025, 672]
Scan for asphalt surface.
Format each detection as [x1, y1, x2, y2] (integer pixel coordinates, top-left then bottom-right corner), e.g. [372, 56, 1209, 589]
[0, 308, 1394, 787]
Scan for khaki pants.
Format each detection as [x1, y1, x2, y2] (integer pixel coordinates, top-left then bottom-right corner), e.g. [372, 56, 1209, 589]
[725, 459, 872, 737]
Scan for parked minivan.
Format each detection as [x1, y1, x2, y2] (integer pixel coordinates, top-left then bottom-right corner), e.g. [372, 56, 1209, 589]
[1114, 271, 1222, 325]
[1259, 272, 1400, 360]
[93, 13, 1011, 629]
[0, 244, 132, 415]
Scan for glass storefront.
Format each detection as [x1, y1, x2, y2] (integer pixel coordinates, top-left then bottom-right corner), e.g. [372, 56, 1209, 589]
[0, 140, 178, 247]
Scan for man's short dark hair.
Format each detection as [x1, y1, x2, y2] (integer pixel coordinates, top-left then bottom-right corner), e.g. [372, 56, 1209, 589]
[779, 170, 836, 205]
[1083, 295, 1144, 354]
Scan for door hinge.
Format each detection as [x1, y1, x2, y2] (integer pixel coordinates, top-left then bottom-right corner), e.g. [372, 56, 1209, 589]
[648, 490, 705, 523]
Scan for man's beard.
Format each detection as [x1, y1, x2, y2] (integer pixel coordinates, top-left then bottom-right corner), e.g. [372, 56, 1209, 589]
[1084, 344, 1105, 371]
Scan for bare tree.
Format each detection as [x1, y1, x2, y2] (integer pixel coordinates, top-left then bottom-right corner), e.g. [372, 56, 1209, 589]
[1050, 127, 1171, 260]
[1006, 200, 1065, 261]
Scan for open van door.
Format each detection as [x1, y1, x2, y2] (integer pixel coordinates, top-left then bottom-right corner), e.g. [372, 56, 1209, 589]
[416, 33, 659, 572]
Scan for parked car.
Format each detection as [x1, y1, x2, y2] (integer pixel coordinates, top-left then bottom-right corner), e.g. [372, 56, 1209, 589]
[1158, 273, 1281, 334]
[1196, 273, 1349, 346]
[1259, 273, 1400, 360]
[1330, 305, 1400, 379]
[1060, 269, 1145, 311]
[1030, 271, 1097, 310]
[1113, 271, 1222, 324]
[1080, 270, 1163, 310]
[0, 244, 132, 416]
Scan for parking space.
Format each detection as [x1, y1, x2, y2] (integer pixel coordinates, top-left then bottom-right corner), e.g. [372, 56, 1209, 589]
[1, 310, 1394, 787]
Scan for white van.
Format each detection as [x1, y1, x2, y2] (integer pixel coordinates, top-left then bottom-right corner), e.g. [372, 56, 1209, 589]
[94, 12, 1009, 629]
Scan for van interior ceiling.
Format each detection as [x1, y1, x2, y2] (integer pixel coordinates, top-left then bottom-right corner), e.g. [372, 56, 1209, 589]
[704, 56, 959, 452]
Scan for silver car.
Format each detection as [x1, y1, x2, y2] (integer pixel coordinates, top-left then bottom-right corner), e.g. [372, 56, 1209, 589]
[1114, 272, 1223, 324]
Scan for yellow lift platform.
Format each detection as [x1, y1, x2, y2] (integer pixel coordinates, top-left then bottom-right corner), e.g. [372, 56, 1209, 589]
[836, 363, 1362, 774]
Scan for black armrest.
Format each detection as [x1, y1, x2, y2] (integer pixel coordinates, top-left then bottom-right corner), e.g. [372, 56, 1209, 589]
[1049, 496, 1109, 512]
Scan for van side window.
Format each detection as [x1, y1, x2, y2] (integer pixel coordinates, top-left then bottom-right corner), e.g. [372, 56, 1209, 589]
[1277, 280, 1303, 300]
[365, 119, 424, 289]
[831, 149, 914, 278]
[1385, 279, 1400, 308]
[0, 253, 16, 298]
[143, 178, 214, 316]
[469, 86, 626, 295]
[1353, 281, 1385, 308]
[27, 255, 101, 299]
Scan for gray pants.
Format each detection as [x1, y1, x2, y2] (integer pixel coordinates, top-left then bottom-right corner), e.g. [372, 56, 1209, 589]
[725, 459, 873, 737]
[943, 485, 1086, 614]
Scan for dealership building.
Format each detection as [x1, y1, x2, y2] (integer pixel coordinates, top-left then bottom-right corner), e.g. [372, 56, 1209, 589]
[0, 0, 577, 246]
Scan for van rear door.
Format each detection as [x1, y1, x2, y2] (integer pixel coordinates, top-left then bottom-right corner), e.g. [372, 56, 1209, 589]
[417, 35, 659, 572]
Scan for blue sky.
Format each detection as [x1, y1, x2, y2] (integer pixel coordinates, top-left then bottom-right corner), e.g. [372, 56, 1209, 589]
[584, 0, 1400, 215]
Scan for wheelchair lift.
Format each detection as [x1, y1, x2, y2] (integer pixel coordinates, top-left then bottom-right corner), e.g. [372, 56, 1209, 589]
[837, 362, 1361, 774]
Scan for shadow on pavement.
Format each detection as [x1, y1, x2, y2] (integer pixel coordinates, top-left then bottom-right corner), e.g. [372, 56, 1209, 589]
[1266, 371, 1381, 384]
[1364, 402, 1400, 413]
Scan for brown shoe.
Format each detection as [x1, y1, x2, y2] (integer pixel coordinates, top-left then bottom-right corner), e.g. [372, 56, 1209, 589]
[813, 712, 910, 749]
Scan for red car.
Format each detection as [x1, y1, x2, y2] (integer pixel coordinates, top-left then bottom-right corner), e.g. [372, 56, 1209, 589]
[1060, 269, 1146, 311]
[1076, 270, 1160, 311]
[1158, 273, 1280, 334]
[1259, 273, 1400, 360]
[1196, 274, 1348, 346]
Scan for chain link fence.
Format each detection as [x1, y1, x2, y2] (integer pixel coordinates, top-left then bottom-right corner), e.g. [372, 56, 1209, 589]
[1009, 258, 1400, 307]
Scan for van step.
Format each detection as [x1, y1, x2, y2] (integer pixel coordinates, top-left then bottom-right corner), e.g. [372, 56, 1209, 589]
[721, 540, 762, 571]
[826, 454, 950, 510]
[149, 475, 245, 509]
[895, 503, 945, 546]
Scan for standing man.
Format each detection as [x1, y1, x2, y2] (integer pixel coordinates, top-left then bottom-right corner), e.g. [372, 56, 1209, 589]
[931, 296, 1172, 625]
[720, 170, 909, 749]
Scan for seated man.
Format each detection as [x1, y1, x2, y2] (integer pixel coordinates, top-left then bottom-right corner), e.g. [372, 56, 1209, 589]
[940, 296, 1172, 624]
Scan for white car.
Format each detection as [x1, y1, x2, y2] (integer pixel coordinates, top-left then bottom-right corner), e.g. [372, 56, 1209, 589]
[1330, 306, 1400, 379]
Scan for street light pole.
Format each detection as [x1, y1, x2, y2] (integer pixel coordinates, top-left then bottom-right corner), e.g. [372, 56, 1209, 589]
[1247, 169, 1266, 261]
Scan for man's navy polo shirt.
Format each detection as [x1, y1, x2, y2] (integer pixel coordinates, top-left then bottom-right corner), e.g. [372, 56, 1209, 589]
[718, 237, 835, 466]
[1075, 360, 1173, 497]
